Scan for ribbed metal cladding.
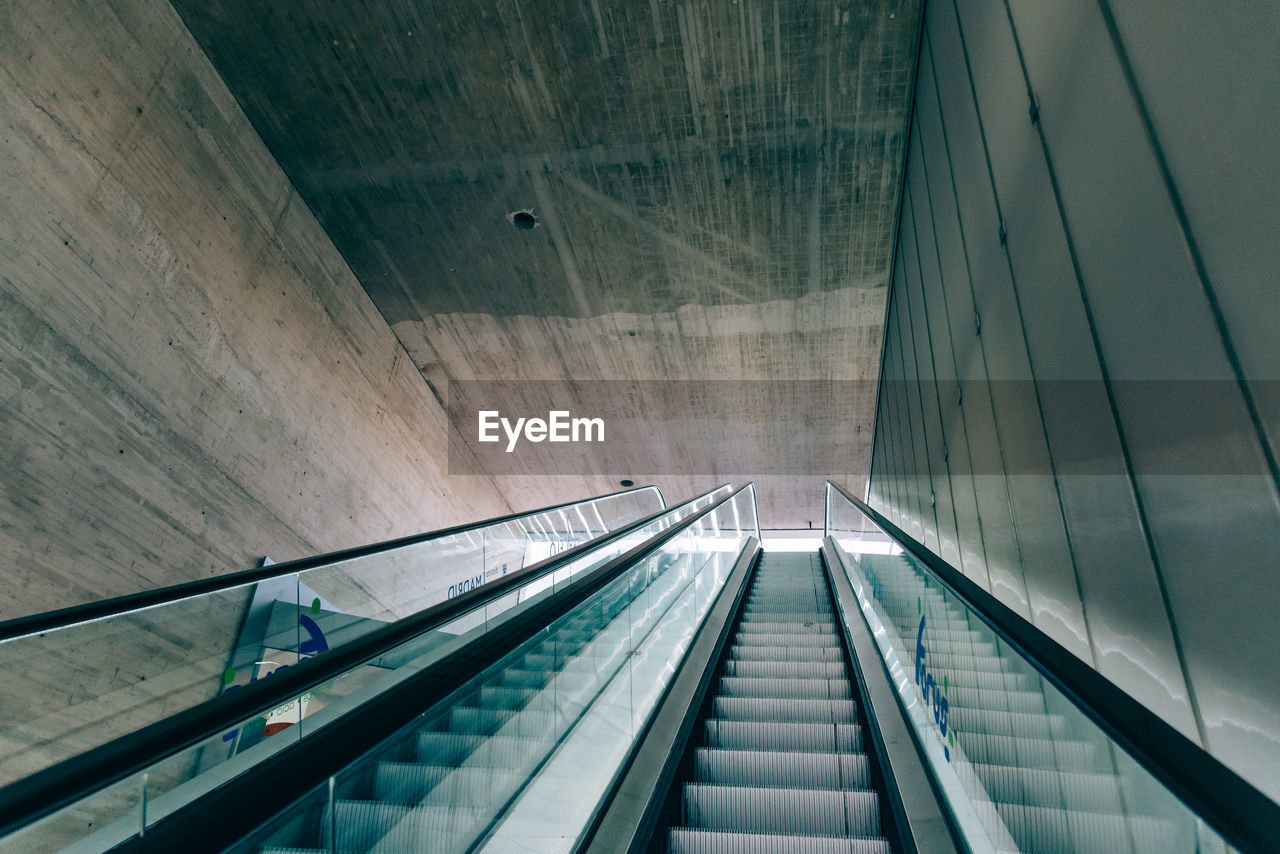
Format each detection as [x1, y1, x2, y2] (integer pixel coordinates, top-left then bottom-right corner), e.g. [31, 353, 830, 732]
[665, 553, 891, 852]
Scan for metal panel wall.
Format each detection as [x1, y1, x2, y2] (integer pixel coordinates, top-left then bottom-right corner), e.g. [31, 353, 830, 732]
[868, 0, 1280, 799]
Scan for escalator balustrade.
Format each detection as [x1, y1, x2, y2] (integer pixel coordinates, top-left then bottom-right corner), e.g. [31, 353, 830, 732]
[860, 553, 1180, 854]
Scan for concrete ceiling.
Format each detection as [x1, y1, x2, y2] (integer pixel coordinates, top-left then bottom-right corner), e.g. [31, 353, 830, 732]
[169, 0, 922, 526]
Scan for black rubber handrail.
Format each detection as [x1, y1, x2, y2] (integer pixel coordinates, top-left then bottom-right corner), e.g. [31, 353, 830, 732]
[825, 480, 1280, 854]
[117, 484, 757, 852]
[0, 484, 727, 840]
[578, 541, 761, 854]
[0, 483, 665, 642]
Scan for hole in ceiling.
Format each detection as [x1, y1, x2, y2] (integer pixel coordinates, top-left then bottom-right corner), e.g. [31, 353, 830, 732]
[619, 479, 634, 487]
[509, 210, 538, 230]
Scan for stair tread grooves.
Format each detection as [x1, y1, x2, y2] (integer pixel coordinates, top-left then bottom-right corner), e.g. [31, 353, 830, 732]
[723, 661, 846, 678]
[718, 676, 853, 700]
[995, 802, 1177, 824]
[994, 802, 1182, 854]
[684, 782, 880, 795]
[728, 645, 844, 662]
[694, 747, 868, 758]
[692, 747, 871, 790]
[710, 697, 858, 723]
[666, 829, 891, 854]
[703, 720, 864, 754]
[664, 553, 893, 851]
[681, 783, 883, 838]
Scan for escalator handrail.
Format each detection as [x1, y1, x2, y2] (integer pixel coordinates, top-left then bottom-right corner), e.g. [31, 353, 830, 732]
[0, 483, 667, 642]
[0, 484, 728, 840]
[825, 480, 1280, 854]
[109, 484, 758, 853]
[578, 545, 761, 854]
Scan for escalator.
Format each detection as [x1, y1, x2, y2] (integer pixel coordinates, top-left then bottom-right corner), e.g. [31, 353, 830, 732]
[0, 481, 1277, 854]
[0, 483, 741, 852]
[817, 483, 1279, 854]
[223, 487, 762, 854]
[663, 552, 891, 853]
[0, 482, 763, 853]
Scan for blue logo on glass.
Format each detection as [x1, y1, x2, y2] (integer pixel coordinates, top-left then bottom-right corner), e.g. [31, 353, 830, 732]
[914, 614, 952, 761]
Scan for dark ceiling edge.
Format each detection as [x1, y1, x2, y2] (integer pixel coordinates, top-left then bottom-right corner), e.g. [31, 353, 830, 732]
[166, 1, 519, 513]
[865, 0, 929, 502]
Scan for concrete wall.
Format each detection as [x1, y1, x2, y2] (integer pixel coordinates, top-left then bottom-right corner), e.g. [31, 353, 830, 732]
[0, 0, 515, 619]
[163, 0, 924, 531]
[868, 0, 1280, 799]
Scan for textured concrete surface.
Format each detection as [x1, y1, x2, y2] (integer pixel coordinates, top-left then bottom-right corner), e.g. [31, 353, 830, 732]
[0, 0, 916, 817]
[168, 0, 924, 526]
[0, 0, 515, 621]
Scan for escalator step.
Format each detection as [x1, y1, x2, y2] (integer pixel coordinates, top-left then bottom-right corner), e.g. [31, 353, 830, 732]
[416, 732, 550, 765]
[956, 731, 1097, 770]
[373, 762, 520, 804]
[914, 639, 1000, 658]
[745, 607, 824, 612]
[518, 653, 563, 670]
[733, 632, 841, 647]
[728, 644, 843, 662]
[717, 676, 852, 700]
[749, 585, 822, 591]
[737, 621, 836, 634]
[681, 784, 881, 837]
[702, 720, 863, 754]
[476, 685, 537, 709]
[996, 802, 1179, 854]
[906, 650, 1018, 673]
[930, 668, 1028, 692]
[884, 619, 986, 640]
[332, 800, 483, 852]
[746, 595, 823, 604]
[496, 668, 552, 689]
[504, 671, 595, 700]
[947, 706, 1070, 740]
[414, 731, 485, 764]
[667, 829, 891, 854]
[693, 747, 870, 790]
[710, 696, 857, 723]
[447, 705, 555, 736]
[971, 763, 1125, 814]
[722, 660, 846, 679]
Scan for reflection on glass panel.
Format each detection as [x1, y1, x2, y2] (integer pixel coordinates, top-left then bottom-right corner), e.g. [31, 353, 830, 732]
[257, 494, 717, 774]
[236, 487, 755, 854]
[226, 779, 330, 853]
[479, 491, 750, 853]
[0, 772, 144, 854]
[824, 483, 1235, 854]
[0, 487, 669, 791]
[0, 584, 259, 789]
[0, 486, 732, 854]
